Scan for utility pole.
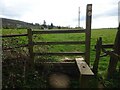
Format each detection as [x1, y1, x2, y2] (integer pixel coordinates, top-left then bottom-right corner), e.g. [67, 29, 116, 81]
[78, 7, 80, 28]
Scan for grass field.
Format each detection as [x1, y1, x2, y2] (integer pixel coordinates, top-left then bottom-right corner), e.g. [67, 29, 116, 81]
[2, 28, 119, 88]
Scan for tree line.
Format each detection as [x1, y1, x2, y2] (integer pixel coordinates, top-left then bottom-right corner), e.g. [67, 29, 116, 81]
[1, 18, 83, 29]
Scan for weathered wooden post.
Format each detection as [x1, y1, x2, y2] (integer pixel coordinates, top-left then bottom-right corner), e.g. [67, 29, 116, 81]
[27, 28, 34, 67]
[93, 37, 102, 75]
[107, 2, 120, 78]
[75, 57, 94, 88]
[85, 4, 92, 65]
[75, 4, 94, 88]
[107, 24, 120, 78]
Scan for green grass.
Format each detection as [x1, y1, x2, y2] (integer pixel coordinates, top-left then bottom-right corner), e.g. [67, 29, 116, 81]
[2, 29, 27, 35]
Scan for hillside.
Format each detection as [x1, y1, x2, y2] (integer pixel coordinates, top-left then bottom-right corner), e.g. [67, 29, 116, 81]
[1, 18, 41, 29]
[0, 18, 83, 29]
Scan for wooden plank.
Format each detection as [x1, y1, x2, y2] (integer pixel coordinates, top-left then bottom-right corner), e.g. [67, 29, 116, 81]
[75, 57, 94, 88]
[75, 57, 84, 61]
[34, 41, 85, 45]
[27, 28, 34, 65]
[75, 58, 94, 75]
[102, 48, 120, 61]
[0, 34, 28, 38]
[32, 29, 85, 34]
[95, 44, 114, 49]
[102, 44, 114, 48]
[85, 4, 92, 65]
[93, 37, 102, 75]
[108, 51, 120, 60]
[34, 52, 85, 56]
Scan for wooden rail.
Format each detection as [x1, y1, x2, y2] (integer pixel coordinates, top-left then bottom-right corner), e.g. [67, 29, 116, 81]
[102, 48, 120, 60]
[0, 34, 28, 38]
[102, 44, 114, 48]
[32, 29, 85, 34]
[33, 41, 85, 45]
[34, 52, 85, 56]
[95, 44, 114, 49]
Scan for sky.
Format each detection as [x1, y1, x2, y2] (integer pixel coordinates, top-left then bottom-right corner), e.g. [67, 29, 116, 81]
[0, 0, 119, 29]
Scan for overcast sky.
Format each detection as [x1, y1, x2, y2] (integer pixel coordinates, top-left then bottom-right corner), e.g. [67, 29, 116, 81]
[0, 0, 119, 29]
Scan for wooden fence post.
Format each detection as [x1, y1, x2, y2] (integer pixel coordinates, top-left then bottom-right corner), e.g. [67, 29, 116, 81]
[75, 58, 94, 88]
[93, 37, 102, 75]
[107, 24, 120, 78]
[85, 4, 92, 65]
[27, 28, 34, 66]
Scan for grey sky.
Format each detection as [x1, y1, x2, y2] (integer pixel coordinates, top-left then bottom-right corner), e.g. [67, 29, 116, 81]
[0, 0, 119, 28]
